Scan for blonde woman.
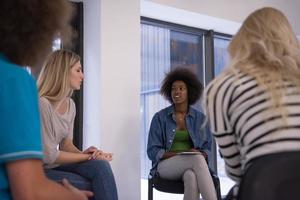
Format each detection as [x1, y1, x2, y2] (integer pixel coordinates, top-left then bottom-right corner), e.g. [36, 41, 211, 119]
[205, 7, 300, 199]
[38, 49, 118, 200]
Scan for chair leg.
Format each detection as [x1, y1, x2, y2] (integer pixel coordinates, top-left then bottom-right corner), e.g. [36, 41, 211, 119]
[209, 169, 222, 200]
[148, 178, 153, 200]
[215, 177, 221, 200]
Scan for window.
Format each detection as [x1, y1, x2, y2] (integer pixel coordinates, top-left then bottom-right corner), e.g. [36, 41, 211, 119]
[141, 18, 208, 199]
[140, 19, 206, 179]
[140, 18, 235, 199]
[52, 38, 61, 51]
[213, 35, 235, 195]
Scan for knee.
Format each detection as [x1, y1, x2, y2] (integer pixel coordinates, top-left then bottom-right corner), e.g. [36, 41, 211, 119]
[192, 155, 208, 170]
[183, 169, 196, 181]
[183, 170, 197, 189]
[86, 160, 113, 175]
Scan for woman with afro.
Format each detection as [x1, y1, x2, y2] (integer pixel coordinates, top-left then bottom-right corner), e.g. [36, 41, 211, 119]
[147, 67, 217, 200]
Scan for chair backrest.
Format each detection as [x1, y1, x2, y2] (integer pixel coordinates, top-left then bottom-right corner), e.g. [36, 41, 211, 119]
[238, 151, 300, 200]
[148, 168, 221, 200]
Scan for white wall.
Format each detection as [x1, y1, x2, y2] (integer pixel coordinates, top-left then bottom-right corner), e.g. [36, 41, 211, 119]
[82, 1, 299, 199]
[83, 0, 141, 200]
[145, 0, 300, 36]
[83, 0, 101, 152]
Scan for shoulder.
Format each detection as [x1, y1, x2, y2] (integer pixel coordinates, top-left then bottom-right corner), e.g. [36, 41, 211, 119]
[0, 58, 35, 91]
[69, 98, 76, 108]
[69, 98, 76, 114]
[39, 97, 53, 114]
[39, 96, 51, 107]
[150, 105, 172, 123]
[207, 70, 235, 91]
[205, 69, 245, 101]
[189, 106, 206, 122]
[156, 105, 173, 117]
[189, 106, 204, 117]
[0, 58, 38, 112]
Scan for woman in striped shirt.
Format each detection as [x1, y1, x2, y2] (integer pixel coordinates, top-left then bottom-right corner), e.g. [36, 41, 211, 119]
[205, 7, 300, 199]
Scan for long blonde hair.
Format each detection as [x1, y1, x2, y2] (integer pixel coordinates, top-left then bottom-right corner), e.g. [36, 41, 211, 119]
[38, 49, 80, 102]
[227, 7, 300, 111]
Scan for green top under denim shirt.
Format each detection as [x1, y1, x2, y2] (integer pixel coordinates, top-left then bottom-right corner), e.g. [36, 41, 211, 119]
[170, 130, 193, 152]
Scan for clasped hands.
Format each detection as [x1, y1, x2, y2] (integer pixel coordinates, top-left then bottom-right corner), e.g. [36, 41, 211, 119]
[83, 146, 113, 161]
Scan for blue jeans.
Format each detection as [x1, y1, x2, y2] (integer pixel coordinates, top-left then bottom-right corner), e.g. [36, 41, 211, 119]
[45, 160, 118, 200]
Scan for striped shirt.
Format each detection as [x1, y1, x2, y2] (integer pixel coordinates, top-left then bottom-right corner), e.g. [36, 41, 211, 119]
[205, 71, 300, 183]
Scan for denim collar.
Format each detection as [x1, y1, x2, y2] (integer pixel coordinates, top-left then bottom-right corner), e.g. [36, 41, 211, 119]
[166, 104, 196, 119]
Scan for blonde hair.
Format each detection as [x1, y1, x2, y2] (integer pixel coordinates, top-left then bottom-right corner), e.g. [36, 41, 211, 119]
[227, 7, 300, 113]
[38, 49, 80, 102]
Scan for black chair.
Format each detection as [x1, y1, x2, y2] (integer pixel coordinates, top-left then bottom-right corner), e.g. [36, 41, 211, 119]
[148, 168, 222, 200]
[238, 151, 300, 200]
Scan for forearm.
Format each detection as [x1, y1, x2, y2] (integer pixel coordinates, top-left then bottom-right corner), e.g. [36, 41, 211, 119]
[7, 159, 86, 200]
[191, 148, 208, 159]
[60, 141, 82, 153]
[34, 178, 85, 200]
[55, 151, 90, 164]
[161, 151, 177, 160]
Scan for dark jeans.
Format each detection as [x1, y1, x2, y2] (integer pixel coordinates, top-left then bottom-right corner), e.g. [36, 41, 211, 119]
[45, 160, 118, 200]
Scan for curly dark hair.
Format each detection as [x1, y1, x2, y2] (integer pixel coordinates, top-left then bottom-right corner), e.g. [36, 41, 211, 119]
[0, 0, 74, 68]
[160, 67, 203, 105]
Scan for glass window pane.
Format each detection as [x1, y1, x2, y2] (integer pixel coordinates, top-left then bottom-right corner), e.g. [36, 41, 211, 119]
[140, 23, 204, 196]
[213, 36, 235, 195]
[140, 24, 171, 179]
[170, 31, 204, 110]
[52, 38, 61, 51]
[214, 37, 230, 75]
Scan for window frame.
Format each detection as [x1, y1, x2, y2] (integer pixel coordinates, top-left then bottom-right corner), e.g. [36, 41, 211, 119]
[141, 17, 222, 174]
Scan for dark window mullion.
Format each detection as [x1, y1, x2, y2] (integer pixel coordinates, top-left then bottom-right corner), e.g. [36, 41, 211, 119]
[204, 29, 218, 173]
[141, 17, 207, 37]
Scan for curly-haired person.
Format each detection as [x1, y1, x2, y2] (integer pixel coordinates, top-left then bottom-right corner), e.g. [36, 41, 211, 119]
[0, 0, 92, 200]
[147, 67, 217, 200]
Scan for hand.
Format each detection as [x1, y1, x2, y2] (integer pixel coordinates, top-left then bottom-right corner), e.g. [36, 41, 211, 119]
[83, 146, 98, 154]
[83, 146, 104, 161]
[93, 151, 113, 162]
[62, 178, 93, 200]
[161, 151, 177, 160]
[190, 148, 199, 152]
[190, 148, 207, 159]
[83, 146, 114, 162]
[102, 152, 113, 161]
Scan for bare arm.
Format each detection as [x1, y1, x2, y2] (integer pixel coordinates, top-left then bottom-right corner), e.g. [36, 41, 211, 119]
[7, 159, 93, 200]
[60, 138, 82, 153]
[55, 151, 91, 164]
[161, 151, 177, 160]
[55, 138, 90, 164]
[58, 139, 113, 163]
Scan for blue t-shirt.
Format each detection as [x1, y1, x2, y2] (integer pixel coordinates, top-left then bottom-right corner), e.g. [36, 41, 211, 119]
[0, 55, 43, 200]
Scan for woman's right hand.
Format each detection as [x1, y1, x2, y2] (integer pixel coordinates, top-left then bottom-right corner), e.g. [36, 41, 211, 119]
[83, 145, 113, 161]
[62, 178, 94, 200]
[89, 150, 113, 161]
[161, 151, 177, 160]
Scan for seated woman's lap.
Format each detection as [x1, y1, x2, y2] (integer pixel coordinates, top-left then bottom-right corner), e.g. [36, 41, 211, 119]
[157, 154, 208, 180]
[44, 168, 92, 190]
[52, 160, 114, 180]
[46, 160, 117, 200]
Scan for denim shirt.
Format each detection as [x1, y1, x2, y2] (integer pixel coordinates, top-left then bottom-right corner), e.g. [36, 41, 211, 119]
[147, 105, 212, 176]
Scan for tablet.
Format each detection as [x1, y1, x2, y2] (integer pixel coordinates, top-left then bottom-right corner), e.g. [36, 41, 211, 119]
[177, 151, 200, 155]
